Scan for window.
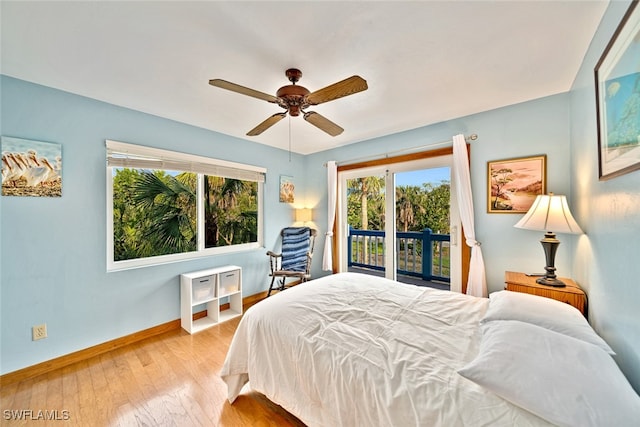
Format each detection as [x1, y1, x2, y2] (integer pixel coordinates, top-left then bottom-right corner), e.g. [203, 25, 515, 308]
[106, 140, 265, 271]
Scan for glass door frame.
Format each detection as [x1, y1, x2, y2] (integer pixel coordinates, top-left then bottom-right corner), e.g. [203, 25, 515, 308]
[336, 153, 462, 292]
[338, 165, 394, 279]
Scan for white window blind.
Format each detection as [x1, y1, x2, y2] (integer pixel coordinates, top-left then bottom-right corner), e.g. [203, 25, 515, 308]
[106, 140, 266, 182]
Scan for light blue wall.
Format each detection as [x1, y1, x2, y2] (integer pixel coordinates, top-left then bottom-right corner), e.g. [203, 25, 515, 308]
[0, 76, 308, 374]
[306, 92, 573, 287]
[569, 0, 640, 391]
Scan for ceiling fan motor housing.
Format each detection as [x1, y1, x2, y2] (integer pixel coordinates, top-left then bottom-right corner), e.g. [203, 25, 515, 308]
[276, 84, 310, 116]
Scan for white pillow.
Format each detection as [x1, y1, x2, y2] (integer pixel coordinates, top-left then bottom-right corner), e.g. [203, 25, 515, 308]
[458, 320, 640, 427]
[483, 290, 614, 355]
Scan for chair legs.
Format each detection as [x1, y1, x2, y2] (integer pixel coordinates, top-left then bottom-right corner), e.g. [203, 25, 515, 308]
[267, 275, 277, 297]
[267, 276, 288, 297]
[268, 271, 311, 297]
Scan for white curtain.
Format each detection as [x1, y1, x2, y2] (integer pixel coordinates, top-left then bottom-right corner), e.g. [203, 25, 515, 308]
[452, 134, 487, 297]
[322, 161, 338, 271]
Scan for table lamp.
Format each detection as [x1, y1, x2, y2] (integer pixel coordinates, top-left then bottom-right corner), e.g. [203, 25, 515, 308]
[514, 193, 583, 287]
[295, 208, 312, 223]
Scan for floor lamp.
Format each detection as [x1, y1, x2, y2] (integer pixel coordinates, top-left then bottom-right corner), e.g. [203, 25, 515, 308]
[514, 193, 583, 287]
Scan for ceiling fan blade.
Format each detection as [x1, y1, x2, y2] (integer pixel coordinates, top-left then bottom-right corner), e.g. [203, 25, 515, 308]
[305, 75, 368, 105]
[209, 79, 279, 103]
[303, 111, 344, 136]
[247, 113, 287, 136]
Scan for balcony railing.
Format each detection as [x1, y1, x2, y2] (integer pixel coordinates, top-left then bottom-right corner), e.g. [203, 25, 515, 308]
[347, 227, 450, 283]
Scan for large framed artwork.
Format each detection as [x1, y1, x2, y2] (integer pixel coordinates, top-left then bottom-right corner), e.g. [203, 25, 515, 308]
[1, 136, 62, 197]
[595, 0, 640, 180]
[487, 155, 546, 213]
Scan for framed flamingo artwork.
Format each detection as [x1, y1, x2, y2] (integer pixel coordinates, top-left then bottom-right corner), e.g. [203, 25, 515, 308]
[1, 136, 62, 197]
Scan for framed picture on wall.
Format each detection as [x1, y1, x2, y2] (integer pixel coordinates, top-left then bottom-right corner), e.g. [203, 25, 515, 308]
[1, 136, 62, 197]
[279, 175, 295, 203]
[595, 0, 640, 180]
[487, 155, 546, 213]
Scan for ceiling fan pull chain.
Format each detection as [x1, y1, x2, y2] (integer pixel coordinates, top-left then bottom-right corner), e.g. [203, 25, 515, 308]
[289, 115, 292, 162]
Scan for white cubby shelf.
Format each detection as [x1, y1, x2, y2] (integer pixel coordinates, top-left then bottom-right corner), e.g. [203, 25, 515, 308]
[180, 265, 242, 334]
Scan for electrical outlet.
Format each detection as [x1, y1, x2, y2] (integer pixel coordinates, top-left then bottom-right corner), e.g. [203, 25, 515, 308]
[32, 324, 47, 341]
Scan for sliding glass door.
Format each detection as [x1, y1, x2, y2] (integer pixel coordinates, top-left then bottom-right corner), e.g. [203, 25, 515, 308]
[344, 171, 389, 277]
[338, 155, 462, 291]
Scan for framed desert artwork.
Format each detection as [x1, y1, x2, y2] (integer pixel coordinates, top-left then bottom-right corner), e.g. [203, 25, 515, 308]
[1, 136, 62, 197]
[487, 155, 546, 213]
[595, 0, 640, 180]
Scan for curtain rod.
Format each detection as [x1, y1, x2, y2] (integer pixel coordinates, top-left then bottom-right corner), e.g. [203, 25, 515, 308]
[324, 133, 478, 167]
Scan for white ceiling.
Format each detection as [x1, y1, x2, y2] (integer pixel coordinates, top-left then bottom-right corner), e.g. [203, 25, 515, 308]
[1, 1, 608, 155]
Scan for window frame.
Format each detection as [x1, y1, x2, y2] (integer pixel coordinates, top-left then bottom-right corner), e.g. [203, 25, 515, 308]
[106, 140, 265, 271]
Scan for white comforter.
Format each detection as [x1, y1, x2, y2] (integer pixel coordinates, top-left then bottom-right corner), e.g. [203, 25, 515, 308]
[220, 272, 551, 427]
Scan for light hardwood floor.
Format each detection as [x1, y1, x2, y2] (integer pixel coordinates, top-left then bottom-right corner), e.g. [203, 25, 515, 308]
[0, 316, 306, 426]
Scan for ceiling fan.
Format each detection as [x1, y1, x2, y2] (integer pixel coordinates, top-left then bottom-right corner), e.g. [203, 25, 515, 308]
[209, 68, 368, 137]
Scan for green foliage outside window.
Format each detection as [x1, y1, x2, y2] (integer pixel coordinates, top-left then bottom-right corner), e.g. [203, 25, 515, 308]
[346, 177, 451, 275]
[203, 176, 258, 248]
[347, 177, 451, 234]
[113, 168, 258, 262]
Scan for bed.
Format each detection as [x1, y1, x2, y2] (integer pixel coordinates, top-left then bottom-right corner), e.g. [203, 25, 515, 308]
[220, 272, 640, 427]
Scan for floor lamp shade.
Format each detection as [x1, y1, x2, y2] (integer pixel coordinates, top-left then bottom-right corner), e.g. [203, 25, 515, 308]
[514, 194, 583, 287]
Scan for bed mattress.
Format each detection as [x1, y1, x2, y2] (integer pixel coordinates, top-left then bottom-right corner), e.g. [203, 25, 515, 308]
[221, 272, 552, 426]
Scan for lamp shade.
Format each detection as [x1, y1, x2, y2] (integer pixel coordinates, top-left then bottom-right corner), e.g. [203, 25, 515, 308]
[514, 194, 583, 234]
[295, 208, 312, 222]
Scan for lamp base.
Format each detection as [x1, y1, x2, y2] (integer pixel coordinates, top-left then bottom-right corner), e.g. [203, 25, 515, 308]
[537, 231, 566, 287]
[536, 276, 566, 287]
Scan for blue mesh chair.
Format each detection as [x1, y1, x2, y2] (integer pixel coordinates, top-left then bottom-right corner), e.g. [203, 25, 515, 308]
[267, 227, 317, 296]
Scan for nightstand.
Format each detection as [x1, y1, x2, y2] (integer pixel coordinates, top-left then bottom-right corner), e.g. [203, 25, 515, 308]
[504, 271, 587, 316]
